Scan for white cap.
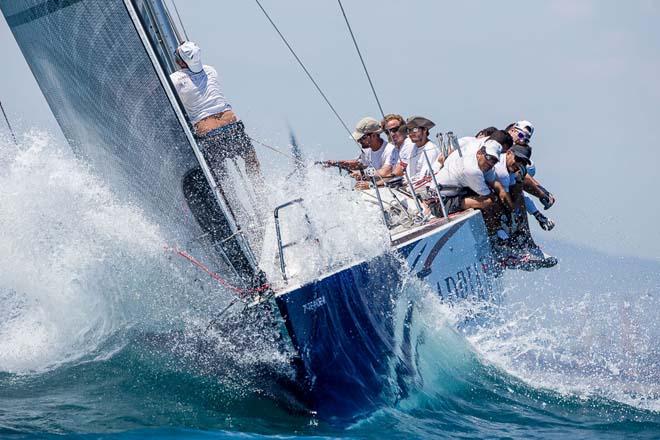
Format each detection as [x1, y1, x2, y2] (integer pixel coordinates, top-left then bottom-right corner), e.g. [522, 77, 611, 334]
[483, 139, 503, 159]
[513, 120, 534, 138]
[176, 41, 203, 73]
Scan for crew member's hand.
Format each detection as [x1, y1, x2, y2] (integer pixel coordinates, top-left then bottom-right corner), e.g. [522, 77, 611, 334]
[355, 180, 371, 190]
[540, 193, 555, 210]
[350, 170, 363, 180]
[534, 211, 555, 231]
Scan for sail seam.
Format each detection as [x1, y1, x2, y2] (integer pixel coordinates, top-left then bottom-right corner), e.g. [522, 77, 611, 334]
[5, 0, 83, 27]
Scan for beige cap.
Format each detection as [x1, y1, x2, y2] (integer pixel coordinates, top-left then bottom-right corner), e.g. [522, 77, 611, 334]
[352, 117, 383, 141]
[406, 116, 436, 130]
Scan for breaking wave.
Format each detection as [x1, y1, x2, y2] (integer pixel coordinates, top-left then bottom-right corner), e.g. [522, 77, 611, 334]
[0, 131, 189, 373]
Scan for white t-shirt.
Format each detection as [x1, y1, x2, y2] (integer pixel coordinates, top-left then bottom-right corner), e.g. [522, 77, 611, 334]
[170, 65, 233, 124]
[359, 139, 398, 170]
[399, 140, 439, 182]
[435, 139, 493, 196]
[457, 136, 478, 149]
[493, 154, 516, 192]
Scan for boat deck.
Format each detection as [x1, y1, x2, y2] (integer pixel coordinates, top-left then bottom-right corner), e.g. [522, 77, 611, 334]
[265, 208, 479, 300]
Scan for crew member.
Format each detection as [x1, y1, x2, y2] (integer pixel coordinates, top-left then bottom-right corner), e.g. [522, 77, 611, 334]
[433, 138, 503, 216]
[394, 116, 439, 184]
[381, 113, 412, 153]
[323, 117, 398, 188]
[506, 120, 555, 231]
[170, 41, 261, 183]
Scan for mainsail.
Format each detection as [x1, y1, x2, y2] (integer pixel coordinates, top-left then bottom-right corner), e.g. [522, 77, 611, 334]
[0, 0, 262, 288]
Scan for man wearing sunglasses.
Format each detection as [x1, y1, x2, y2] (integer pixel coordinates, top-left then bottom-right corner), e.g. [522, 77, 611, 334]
[506, 120, 556, 231]
[381, 113, 413, 153]
[322, 117, 398, 188]
[393, 116, 439, 184]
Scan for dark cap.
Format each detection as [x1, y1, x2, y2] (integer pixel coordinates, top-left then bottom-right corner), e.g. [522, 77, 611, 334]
[406, 116, 435, 130]
[510, 145, 532, 165]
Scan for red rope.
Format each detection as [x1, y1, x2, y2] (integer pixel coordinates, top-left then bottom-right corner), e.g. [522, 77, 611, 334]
[165, 246, 270, 297]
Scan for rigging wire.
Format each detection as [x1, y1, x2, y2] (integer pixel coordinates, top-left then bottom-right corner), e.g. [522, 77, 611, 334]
[0, 100, 18, 146]
[162, 2, 183, 45]
[337, 0, 385, 120]
[170, 0, 189, 41]
[249, 135, 300, 162]
[253, 0, 354, 140]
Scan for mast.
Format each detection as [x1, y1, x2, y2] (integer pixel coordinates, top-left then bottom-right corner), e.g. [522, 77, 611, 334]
[124, 0, 261, 278]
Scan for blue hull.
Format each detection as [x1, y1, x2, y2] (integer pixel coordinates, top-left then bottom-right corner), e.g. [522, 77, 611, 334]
[274, 210, 502, 420]
[275, 253, 403, 419]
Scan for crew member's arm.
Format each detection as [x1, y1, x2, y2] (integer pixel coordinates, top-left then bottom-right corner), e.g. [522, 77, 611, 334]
[464, 171, 497, 210]
[322, 159, 364, 171]
[522, 175, 555, 209]
[489, 180, 513, 211]
[523, 175, 550, 199]
[376, 163, 394, 178]
[392, 160, 407, 177]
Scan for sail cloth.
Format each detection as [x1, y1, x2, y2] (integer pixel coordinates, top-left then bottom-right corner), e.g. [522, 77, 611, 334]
[0, 0, 259, 286]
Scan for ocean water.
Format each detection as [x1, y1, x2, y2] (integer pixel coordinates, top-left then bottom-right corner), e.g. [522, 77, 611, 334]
[0, 133, 658, 439]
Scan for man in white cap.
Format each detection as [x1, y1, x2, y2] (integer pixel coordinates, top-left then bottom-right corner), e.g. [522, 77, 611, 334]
[323, 117, 398, 187]
[432, 137, 503, 216]
[170, 41, 261, 182]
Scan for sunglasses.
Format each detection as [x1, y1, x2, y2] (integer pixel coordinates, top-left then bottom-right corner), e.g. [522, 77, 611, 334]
[409, 127, 424, 134]
[386, 126, 402, 134]
[515, 130, 530, 142]
[358, 133, 372, 143]
[484, 154, 499, 163]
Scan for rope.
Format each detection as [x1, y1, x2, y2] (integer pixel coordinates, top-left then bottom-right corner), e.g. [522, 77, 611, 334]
[337, 0, 385, 119]
[0, 100, 18, 146]
[167, 246, 271, 297]
[249, 135, 301, 163]
[170, 0, 189, 41]
[253, 0, 353, 140]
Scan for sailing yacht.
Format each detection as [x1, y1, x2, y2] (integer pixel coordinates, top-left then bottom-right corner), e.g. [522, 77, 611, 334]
[1, 0, 504, 420]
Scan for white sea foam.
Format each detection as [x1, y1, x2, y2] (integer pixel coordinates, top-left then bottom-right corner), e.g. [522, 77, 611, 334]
[466, 272, 660, 413]
[259, 163, 391, 287]
[0, 133, 394, 373]
[0, 132, 168, 373]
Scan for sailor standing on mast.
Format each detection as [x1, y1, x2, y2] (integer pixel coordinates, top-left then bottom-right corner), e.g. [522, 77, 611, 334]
[170, 42, 261, 182]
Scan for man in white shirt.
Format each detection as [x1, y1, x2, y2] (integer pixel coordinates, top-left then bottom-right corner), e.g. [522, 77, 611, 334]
[382, 113, 412, 155]
[394, 116, 439, 184]
[323, 117, 398, 188]
[434, 138, 503, 215]
[170, 42, 261, 181]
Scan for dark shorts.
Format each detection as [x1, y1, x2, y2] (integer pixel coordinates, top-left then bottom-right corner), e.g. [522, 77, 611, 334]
[197, 120, 255, 164]
[424, 188, 467, 217]
[441, 194, 466, 215]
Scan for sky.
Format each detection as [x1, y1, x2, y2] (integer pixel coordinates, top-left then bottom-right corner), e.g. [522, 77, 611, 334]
[1, 0, 659, 260]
